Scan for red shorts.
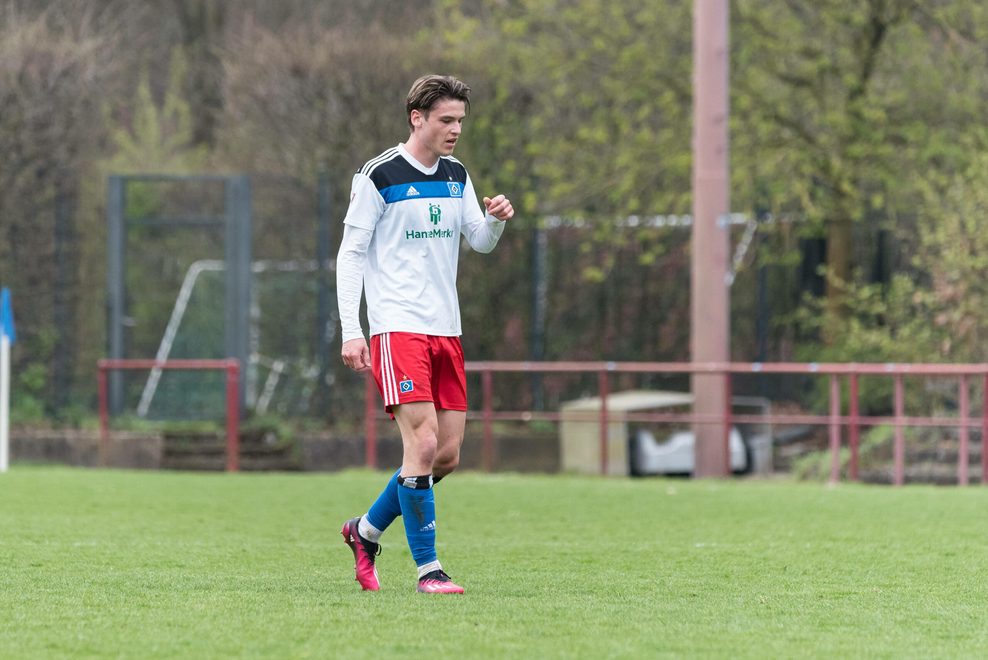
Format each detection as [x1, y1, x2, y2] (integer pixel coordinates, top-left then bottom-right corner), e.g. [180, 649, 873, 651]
[370, 332, 467, 413]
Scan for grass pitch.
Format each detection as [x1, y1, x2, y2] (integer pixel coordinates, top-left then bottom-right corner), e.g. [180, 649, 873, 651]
[1, 467, 986, 658]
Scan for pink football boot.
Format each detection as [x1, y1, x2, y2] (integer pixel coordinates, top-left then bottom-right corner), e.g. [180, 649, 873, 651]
[341, 517, 381, 591]
[416, 570, 464, 594]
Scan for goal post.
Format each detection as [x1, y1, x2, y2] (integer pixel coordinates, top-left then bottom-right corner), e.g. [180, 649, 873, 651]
[106, 174, 251, 418]
[98, 358, 241, 471]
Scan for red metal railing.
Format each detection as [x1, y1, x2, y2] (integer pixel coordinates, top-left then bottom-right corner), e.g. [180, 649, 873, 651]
[98, 359, 241, 472]
[363, 362, 988, 485]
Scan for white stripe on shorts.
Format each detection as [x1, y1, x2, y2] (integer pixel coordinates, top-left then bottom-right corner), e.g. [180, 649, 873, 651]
[380, 333, 399, 406]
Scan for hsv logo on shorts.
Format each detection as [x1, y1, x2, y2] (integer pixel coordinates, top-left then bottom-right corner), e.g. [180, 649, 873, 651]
[399, 378, 414, 393]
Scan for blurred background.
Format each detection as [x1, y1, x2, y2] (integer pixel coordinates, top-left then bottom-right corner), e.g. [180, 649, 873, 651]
[2, 1, 988, 449]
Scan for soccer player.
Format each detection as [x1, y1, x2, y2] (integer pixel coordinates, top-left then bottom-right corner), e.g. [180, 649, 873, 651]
[336, 74, 514, 594]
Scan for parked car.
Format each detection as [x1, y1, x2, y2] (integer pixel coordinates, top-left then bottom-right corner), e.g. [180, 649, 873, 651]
[629, 425, 749, 476]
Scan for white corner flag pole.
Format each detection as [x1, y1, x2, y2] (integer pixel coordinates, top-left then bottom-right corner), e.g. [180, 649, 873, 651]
[1, 287, 15, 473]
[1, 333, 9, 472]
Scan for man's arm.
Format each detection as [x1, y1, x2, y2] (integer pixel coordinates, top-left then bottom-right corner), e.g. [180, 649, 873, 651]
[460, 174, 514, 253]
[337, 172, 384, 372]
[336, 224, 373, 371]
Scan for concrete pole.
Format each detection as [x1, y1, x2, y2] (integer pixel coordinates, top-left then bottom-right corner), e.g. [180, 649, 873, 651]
[691, 0, 731, 477]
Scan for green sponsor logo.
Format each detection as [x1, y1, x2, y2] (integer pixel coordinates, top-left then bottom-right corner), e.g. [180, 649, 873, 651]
[429, 203, 442, 225]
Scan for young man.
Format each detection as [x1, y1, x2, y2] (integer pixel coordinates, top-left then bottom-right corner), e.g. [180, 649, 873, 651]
[336, 74, 513, 594]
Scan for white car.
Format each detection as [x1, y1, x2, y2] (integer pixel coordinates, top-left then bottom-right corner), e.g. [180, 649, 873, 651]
[630, 426, 749, 476]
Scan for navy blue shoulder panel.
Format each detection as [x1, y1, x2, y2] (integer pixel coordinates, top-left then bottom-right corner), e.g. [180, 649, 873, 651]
[367, 155, 419, 191]
[437, 157, 468, 185]
[366, 155, 470, 204]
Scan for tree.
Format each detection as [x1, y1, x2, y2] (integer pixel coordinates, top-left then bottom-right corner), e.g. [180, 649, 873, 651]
[171, 0, 225, 147]
[0, 6, 116, 416]
[732, 0, 988, 333]
[436, 1, 697, 366]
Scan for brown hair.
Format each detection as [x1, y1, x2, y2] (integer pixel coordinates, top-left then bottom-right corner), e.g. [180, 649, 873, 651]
[405, 74, 471, 130]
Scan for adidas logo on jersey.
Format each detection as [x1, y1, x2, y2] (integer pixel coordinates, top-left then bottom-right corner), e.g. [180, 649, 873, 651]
[406, 186, 420, 196]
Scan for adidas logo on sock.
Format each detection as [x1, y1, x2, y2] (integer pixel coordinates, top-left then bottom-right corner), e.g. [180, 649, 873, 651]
[419, 520, 436, 532]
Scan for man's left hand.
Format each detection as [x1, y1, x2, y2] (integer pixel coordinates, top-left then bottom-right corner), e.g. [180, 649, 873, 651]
[483, 194, 514, 221]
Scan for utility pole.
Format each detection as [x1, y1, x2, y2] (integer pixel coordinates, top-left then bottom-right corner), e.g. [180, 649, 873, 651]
[691, 0, 731, 477]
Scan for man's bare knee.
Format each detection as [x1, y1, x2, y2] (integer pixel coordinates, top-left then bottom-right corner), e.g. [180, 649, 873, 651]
[434, 409, 465, 479]
[434, 455, 459, 480]
[394, 403, 440, 474]
[411, 437, 438, 468]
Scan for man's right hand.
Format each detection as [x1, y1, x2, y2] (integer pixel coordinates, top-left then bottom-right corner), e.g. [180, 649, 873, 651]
[341, 338, 371, 372]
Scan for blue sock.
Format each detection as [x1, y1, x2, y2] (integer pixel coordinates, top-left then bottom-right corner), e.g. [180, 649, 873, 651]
[365, 469, 402, 532]
[397, 474, 437, 567]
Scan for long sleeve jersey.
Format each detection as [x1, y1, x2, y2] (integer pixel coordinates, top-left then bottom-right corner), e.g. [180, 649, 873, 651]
[336, 143, 506, 341]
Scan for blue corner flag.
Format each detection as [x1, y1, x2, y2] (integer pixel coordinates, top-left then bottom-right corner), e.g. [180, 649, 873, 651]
[0, 288, 15, 344]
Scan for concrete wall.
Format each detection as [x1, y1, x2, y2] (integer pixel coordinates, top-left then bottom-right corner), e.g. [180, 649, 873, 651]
[9, 428, 560, 473]
[11, 429, 163, 469]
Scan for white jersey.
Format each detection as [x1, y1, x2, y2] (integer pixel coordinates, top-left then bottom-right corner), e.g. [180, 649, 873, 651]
[340, 143, 505, 338]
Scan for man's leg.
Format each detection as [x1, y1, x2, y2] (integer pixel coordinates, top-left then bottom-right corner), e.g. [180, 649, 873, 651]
[393, 401, 463, 594]
[393, 401, 439, 571]
[431, 335, 467, 482]
[356, 408, 463, 551]
[433, 409, 466, 481]
[359, 408, 463, 542]
[342, 332, 424, 592]
[360, 469, 401, 540]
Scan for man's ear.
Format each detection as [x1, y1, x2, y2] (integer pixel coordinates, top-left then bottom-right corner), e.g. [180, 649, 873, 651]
[410, 109, 423, 130]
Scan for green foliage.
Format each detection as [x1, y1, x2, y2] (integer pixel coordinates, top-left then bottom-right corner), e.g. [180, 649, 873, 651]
[240, 413, 297, 445]
[800, 146, 988, 370]
[52, 405, 99, 430]
[110, 415, 222, 435]
[9, 391, 47, 426]
[102, 49, 208, 177]
[909, 146, 988, 361]
[440, 1, 692, 220]
[792, 424, 893, 481]
[91, 49, 223, 391]
[434, 2, 698, 361]
[733, 1, 988, 318]
[12, 1, 988, 422]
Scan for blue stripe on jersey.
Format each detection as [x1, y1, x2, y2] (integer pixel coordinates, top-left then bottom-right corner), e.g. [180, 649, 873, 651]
[380, 180, 465, 204]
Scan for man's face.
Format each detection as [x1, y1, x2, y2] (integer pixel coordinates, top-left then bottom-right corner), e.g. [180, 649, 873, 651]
[411, 98, 466, 158]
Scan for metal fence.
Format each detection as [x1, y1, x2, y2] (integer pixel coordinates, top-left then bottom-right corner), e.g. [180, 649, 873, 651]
[98, 359, 241, 471]
[362, 361, 988, 486]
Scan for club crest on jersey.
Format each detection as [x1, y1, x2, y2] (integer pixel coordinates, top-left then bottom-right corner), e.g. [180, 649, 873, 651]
[447, 181, 462, 198]
[428, 204, 442, 225]
[399, 378, 414, 393]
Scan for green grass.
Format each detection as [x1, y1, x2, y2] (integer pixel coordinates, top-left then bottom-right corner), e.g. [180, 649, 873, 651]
[2, 468, 987, 658]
